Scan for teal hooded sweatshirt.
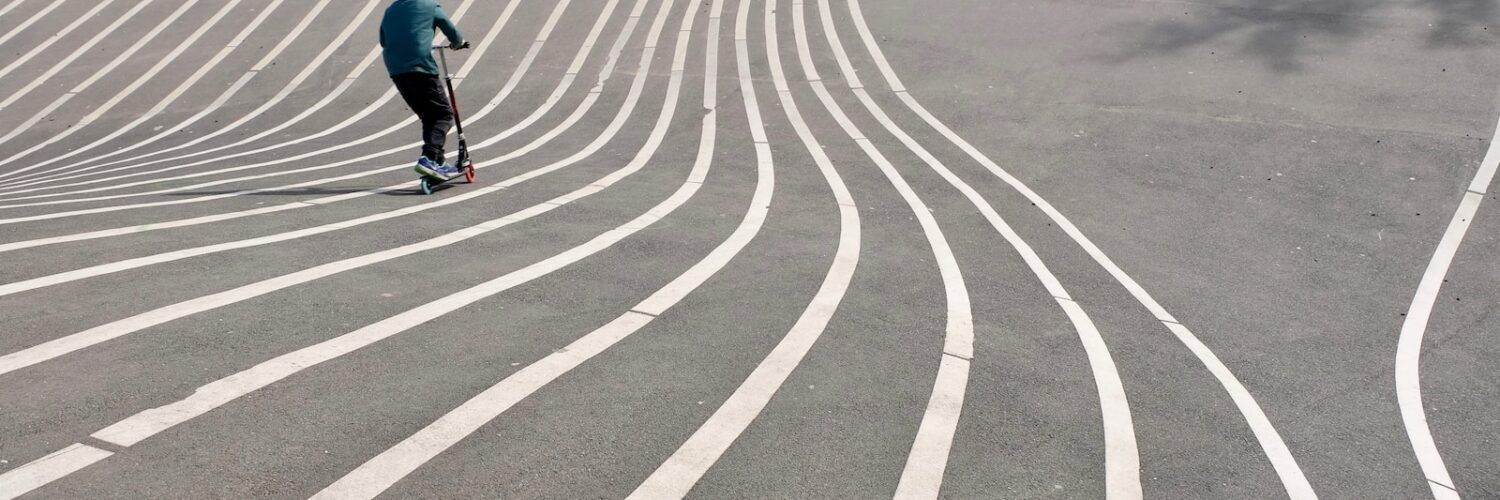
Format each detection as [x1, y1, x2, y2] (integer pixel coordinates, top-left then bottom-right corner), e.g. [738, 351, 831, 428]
[379, 0, 464, 76]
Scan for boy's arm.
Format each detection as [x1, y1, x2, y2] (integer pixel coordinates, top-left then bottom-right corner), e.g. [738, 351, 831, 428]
[433, 4, 464, 47]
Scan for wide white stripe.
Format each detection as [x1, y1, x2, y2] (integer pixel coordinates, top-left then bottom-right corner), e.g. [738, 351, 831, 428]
[813, 0, 1144, 496]
[0, 0, 115, 83]
[629, 0, 858, 492]
[839, 1, 1315, 497]
[0, 0, 26, 21]
[0, 0, 661, 379]
[0, 0, 60, 51]
[0, 0, 338, 186]
[0, 0, 529, 199]
[0, 0, 388, 182]
[0, 0, 246, 175]
[779, 2, 981, 496]
[1396, 116, 1500, 500]
[0, 444, 112, 500]
[316, 8, 734, 499]
[1, 0, 684, 490]
[0, 0, 156, 124]
[0, 0, 625, 249]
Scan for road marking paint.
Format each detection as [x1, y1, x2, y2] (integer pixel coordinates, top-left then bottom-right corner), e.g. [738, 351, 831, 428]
[772, 1, 982, 496]
[630, 0, 858, 493]
[1396, 115, 1499, 500]
[0, 0, 339, 187]
[0, 444, 111, 500]
[0, 0, 530, 199]
[0, 0, 115, 84]
[0, 0, 155, 136]
[0, 0, 694, 495]
[0, 0, 253, 182]
[0, 0, 660, 379]
[0, 0, 388, 183]
[0, 0, 61, 51]
[0, 0, 637, 224]
[812, 0, 1145, 496]
[838, 1, 1315, 497]
[0, 0, 26, 21]
[317, 6, 735, 498]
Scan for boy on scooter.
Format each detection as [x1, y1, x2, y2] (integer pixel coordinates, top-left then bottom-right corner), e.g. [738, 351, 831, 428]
[379, 0, 468, 179]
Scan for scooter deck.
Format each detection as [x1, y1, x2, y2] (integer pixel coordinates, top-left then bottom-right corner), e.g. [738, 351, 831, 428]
[417, 161, 475, 194]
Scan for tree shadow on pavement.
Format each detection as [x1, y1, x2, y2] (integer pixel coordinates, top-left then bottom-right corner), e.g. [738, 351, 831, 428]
[1112, 0, 1496, 73]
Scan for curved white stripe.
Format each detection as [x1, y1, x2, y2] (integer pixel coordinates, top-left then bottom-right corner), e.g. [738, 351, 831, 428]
[0, 0, 388, 183]
[839, 1, 1315, 497]
[774, 2, 984, 497]
[0, 0, 609, 296]
[812, 0, 1143, 496]
[0, 0, 115, 84]
[0, 0, 693, 495]
[0, 0, 339, 187]
[0, 0, 527, 200]
[0, 0, 660, 379]
[0, 0, 248, 174]
[1395, 115, 1500, 500]
[0, 0, 292, 195]
[629, 0, 858, 495]
[0, 0, 156, 134]
[315, 4, 738, 498]
[0, 0, 60, 51]
[0, 0, 626, 249]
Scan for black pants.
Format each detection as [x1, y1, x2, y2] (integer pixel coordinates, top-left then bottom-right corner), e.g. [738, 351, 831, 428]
[392, 72, 454, 163]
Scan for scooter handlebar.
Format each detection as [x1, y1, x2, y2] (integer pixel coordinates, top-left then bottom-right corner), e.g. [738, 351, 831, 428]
[433, 41, 470, 51]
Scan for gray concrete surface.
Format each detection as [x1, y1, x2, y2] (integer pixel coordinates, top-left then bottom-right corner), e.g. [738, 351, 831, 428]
[0, 0, 1495, 497]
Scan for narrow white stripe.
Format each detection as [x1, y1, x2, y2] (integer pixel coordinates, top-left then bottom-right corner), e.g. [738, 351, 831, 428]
[0, 0, 668, 377]
[0, 444, 112, 500]
[1397, 114, 1495, 499]
[0, 0, 61, 50]
[0, 0, 338, 185]
[0, 0, 389, 183]
[0, 0, 115, 83]
[840, 1, 1316, 497]
[629, 0, 858, 495]
[0, 0, 529, 199]
[813, 0, 1145, 496]
[0, 0, 154, 121]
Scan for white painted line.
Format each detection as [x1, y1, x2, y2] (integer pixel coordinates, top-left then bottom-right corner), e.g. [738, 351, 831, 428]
[0, 0, 693, 492]
[0, 0, 250, 181]
[778, 1, 981, 496]
[0, 443, 112, 500]
[0, 0, 389, 183]
[1396, 116, 1500, 500]
[839, 1, 1314, 497]
[0, 0, 60, 50]
[0, 0, 26, 22]
[0, 0, 666, 379]
[629, 0, 857, 495]
[812, 0, 1144, 496]
[0, 0, 156, 144]
[317, 7, 732, 498]
[0, 0, 339, 186]
[0, 0, 636, 223]
[0, 0, 528, 199]
[0, 0, 115, 83]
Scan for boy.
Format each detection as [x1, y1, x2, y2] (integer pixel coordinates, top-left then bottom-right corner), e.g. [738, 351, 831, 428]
[379, 0, 468, 179]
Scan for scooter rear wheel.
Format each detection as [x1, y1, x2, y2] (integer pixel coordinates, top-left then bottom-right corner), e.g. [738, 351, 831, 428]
[420, 178, 434, 195]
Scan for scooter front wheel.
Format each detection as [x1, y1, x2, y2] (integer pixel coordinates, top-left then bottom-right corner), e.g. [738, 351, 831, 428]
[464, 165, 475, 183]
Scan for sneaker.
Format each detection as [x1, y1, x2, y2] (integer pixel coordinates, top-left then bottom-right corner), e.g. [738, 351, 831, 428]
[414, 157, 445, 179]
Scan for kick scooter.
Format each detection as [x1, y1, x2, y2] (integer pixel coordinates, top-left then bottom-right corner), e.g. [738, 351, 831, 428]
[419, 41, 475, 195]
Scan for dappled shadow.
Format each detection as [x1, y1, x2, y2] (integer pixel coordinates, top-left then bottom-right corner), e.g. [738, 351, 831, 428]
[1114, 0, 1497, 73]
